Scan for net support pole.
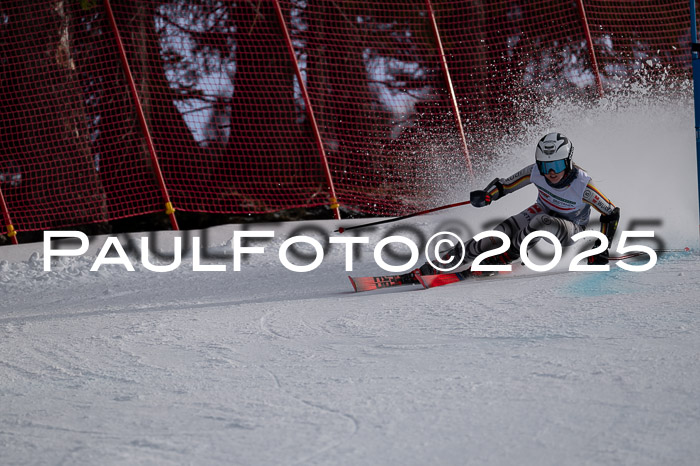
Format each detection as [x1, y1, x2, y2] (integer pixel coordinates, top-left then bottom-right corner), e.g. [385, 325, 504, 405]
[575, 0, 604, 97]
[691, 0, 700, 226]
[104, 0, 179, 231]
[425, 0, 474, 178]
[272, 0, 341, 220]
[0, 187, 18, 245]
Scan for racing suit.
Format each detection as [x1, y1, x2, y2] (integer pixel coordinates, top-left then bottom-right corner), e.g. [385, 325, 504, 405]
[421, 164, 619, 273]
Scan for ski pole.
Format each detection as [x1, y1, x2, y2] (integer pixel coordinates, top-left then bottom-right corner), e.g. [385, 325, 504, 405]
[609, 247, 691, 261]
[334, 200, 471, 233]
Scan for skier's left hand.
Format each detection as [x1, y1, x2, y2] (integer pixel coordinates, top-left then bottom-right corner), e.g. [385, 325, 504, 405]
[470, 190, 491, 208]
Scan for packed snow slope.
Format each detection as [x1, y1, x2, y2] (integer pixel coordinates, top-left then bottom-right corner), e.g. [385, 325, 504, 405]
[2, 82, 700, 465]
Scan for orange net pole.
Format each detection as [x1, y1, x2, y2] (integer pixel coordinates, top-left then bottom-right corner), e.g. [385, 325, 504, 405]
[425, 0, 474, 178]
[0, 186, 18, 244]
[104, 0, 179, 230]
[576, 0, 604, 96]
[273, 0, 341, 219]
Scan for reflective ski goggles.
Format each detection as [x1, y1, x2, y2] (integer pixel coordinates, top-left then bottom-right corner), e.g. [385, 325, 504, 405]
[537, 159, 567, 175]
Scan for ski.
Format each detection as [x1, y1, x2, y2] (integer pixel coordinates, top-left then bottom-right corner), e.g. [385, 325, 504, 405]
[417, 270, 505, 289]
[608, 247, 689, 261]
[350, 248, 690, 292]
[348, 272, 419, 292]
[418, 248, 691, 290]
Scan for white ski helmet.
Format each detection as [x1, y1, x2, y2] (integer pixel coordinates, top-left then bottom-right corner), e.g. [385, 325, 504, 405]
[534, 132, 574, 175]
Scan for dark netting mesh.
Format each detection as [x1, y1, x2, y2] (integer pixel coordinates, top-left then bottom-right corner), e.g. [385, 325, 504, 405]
[0, 0, 694, 238]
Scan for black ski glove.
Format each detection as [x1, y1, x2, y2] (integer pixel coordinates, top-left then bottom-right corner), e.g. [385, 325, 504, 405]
[470, 190, 491, 208]
[587, 240, 610, 266]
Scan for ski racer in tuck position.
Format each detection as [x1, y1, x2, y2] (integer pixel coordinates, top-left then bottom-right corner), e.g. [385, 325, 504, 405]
[404, 132, 621, 282]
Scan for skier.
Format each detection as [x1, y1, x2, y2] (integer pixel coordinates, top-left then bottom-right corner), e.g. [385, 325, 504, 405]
[406, 132, 620, 281]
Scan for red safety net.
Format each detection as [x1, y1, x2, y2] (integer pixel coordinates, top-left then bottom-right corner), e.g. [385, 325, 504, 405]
[0, 0, 694, 239]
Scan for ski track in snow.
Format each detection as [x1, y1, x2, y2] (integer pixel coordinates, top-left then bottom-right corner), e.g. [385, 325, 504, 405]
[1, 229, 699, 465]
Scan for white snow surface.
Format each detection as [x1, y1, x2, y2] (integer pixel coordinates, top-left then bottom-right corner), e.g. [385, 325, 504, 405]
[2, 85, 700, 465]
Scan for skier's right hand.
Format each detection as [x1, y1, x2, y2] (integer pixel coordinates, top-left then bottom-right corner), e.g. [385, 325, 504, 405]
[587, 239, 610, 265]
[588, 249, 610, 266]
[470, 190, 491, 208]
